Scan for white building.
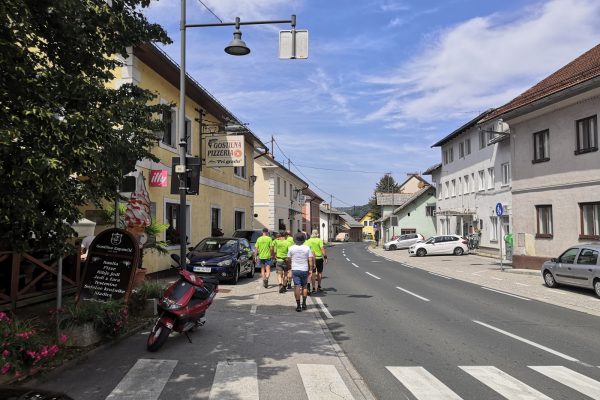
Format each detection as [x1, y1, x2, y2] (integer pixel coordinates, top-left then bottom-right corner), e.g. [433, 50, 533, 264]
[431, 110, 512, 255]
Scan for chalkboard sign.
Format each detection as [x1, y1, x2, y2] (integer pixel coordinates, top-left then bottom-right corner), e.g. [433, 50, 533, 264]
[78, 228, 140, 303]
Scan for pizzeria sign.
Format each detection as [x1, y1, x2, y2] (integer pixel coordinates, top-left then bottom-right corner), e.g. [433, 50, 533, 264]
[205, 135, 245, 167]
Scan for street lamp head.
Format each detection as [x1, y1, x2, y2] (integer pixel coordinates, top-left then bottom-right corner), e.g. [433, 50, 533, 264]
[225, 28, 250, 56]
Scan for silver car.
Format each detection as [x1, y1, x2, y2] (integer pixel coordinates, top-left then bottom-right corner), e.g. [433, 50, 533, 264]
[541, 243, 600, 297]
[383, 233, 424, 250]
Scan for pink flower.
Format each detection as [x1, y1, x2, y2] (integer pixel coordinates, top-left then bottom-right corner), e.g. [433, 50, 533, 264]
[0, 312, 9, 322]
[2, 350, 9, 357]
[26, 350, 37, 358]
[1, 363, 11, 375]
[14, 370, 22, 378]
[59, 334, 68, 343]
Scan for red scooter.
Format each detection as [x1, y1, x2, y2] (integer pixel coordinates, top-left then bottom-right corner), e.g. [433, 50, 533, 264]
[147, 254, 218, 352]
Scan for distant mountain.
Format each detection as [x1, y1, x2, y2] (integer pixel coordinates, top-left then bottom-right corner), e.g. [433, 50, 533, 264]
[337, 205, 369, 219]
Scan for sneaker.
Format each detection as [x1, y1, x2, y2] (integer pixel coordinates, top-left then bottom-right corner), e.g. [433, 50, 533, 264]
[263, 280, 268, 288]
[296, 305, 302, 312]
[311, 289, 316, 294]
[317, 286, 322, 292]
[301, 304, 307, 310]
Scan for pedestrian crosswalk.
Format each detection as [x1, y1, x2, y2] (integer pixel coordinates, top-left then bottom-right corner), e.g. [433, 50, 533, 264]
[103, 359, 600, 400]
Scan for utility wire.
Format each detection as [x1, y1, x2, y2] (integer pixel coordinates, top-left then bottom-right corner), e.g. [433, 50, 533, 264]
[196, 0, 223, 22]
[293, 164, 390, 174]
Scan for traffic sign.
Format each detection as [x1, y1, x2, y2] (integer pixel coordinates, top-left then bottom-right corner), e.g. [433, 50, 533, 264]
[495, 203, 504, 217]
[279, 30, 309, 59]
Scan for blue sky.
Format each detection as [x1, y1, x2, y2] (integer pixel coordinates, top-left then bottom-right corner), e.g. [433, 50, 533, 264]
[144, 0, 600, 207]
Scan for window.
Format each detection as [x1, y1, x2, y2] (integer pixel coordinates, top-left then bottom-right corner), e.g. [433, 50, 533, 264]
[558, 248, 578, 264]
[290, 183, 293, 200]
[426, 205, 435, 216]
[278, 219, 285, 230]
[533, 129, 550, 163]
[463, 175, 469, 195]
[234, 156, 247, 178]
[487, 167, 494, 189]
[211, 207, 221, 235]
[165, 202, 190, 245]
[364, 221, 369, 226]
[438, 184, 443, 200]
[536, 205, 553, 238]
[162, 109, 177, 147]
[576, 115, 598, 154]
[234, 210, 245, 230]
[501, 163, 510, 186]
[451, 179, 456, 197]
[445, 182, 450, 199]
[449, 146, 454, 163]
[459, 142, 465, 158]
[471, 173, 475, 193]
[284, 180, 287, 197]
[490, 217, 498, 241]
[478, 170, 485, 191]
[578, 248, 599, 265]
[580, 202, 600, 239]
[458, 177, 462, 195]
[277, 177, 281, 194]
[443, 149, 449, 164]
[391, 216, 398, 226]
[479, 130, 487, 149]
[466, 138, 471, 155]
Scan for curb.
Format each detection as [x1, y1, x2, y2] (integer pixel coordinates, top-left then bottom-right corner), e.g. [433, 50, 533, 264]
[309, 296, 377, 400]
[25, 319, 153, 386]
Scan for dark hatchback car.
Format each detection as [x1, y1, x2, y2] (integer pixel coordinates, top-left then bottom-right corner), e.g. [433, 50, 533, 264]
[232, 229, 277, 270]
[186, 237, 255, 284]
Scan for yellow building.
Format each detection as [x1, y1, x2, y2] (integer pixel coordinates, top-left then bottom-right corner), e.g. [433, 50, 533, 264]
[359, 211, 376, 240]
[94, 44, 267, 273]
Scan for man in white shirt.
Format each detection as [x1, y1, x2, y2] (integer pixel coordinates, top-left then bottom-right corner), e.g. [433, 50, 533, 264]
[286, 232, 315, 312]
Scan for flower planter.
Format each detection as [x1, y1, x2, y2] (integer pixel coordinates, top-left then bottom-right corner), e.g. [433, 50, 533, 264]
[60, 322, 102, 347]
[141, 298, 158, 317]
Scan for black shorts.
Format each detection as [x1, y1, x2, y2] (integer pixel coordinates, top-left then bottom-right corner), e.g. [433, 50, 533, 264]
[315, 258, 324, 273]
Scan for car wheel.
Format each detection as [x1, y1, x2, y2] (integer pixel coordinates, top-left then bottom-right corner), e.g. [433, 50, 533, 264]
[389, 244, 397, 251]
[231, 266, 239, 285]
[246, 262, 255, 278]
[453, 247, 464, 256]
[594, 279, 600, 298]
[416, 248, 426, 257]
[543, 270, 558, 288]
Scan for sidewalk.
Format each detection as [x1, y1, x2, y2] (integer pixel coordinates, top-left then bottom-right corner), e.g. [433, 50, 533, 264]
[369, 246, 600, 318]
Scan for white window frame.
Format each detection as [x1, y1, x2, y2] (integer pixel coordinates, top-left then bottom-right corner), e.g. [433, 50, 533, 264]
[234, 155, 247, 179]
[487, 167, 495, 190]
[445, 182, 450, 199]
[459, 142, 465, 158]
[277, 177, 281, 195]
[490, 217, 498, 242]
[463, 175, 469, 195]
[451, 179, 456, 197]
[479, 130, 486, 149]
[466, 138, 471, 155]
[234, 209, 245, 230]
[501, 162, 510, 186]
[478, 170, 485, 191]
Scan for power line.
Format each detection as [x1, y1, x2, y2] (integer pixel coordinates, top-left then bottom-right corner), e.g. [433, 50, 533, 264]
[293, 164, 389, 174]
[196, 0, 223, 22]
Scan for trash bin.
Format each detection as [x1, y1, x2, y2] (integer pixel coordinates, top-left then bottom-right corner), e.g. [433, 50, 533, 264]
[504, 233, 513, 260]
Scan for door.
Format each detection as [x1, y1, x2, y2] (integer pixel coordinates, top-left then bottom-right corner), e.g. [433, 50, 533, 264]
[442, 236, 459, 254]
[572, 247, 599, 287]
[239, 239, 251, 273]
[553, 247, 579, 285]
[429, 236, 445, 254]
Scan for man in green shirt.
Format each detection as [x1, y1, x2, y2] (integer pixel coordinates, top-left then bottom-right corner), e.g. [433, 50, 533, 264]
[255, 228, 273, 288]
[306, 229, 327, 293]
[271, 230, 292, 293]
[285, 230, 294, 289]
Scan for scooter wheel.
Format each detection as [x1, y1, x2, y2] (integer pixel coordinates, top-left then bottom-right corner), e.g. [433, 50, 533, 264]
[147, 324, 171, 352]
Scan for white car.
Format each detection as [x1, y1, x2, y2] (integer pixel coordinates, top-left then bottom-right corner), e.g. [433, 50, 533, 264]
[408, 234, 469, 257]
[383, 233, 424, 250]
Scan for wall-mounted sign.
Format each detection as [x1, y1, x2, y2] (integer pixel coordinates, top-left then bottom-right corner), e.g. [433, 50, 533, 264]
[78, 228, 140, 303]
[149, 169, 168, 187]
[205, 135, 244, 167]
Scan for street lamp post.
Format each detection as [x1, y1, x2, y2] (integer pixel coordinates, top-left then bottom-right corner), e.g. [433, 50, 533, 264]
[177, 0, 298, 269]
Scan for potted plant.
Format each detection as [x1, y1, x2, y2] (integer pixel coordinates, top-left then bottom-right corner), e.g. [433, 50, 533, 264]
[128, 280, 166, 317]
[58, 300, 128, 347]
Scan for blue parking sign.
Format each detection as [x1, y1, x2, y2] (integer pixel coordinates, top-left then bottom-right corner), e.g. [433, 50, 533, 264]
[495, 203, 503, 217]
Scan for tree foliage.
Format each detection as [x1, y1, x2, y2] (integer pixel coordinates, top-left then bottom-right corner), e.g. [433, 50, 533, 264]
[0, 0, 171, 255]
[367, 174, 401, 220]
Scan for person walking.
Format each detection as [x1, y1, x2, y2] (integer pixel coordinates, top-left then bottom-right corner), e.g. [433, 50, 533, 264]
[255, 228, 273, 288]
[306, 229, 327, 293]
[285, 230, 294, 290]
[271, 230, 292, 293]
[286, 232, 315, 312]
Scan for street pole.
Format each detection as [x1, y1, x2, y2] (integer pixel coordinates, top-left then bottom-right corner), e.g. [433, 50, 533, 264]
[178, 0, 188, 268]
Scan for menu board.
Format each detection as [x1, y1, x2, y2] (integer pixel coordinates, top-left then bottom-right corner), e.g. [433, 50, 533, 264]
[79, 228, 140, 302]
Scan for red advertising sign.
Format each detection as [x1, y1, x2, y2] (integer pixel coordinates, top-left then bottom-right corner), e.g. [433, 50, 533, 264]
[149, 170, 168, 187]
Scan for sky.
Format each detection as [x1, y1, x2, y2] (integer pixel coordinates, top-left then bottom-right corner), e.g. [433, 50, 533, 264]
[143, 0, 600, 208]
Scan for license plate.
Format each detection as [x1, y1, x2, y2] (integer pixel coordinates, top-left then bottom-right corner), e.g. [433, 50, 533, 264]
[193, 266, 212, 273]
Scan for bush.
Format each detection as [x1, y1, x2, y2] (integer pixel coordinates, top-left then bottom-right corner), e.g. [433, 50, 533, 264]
[0, 312, 66, 379]
[58, 300, 128, 338]
[128, 281, 166, 315]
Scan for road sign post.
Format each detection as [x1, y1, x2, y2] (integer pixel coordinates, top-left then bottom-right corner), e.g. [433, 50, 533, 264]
[496, 203, 504, 271]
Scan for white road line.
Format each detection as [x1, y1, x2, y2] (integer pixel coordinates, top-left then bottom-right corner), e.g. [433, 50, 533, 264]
[365, 272, 381, 280]
[105, 359, 177, 400]
[481, 287, 530, 301]
[460, 366, 552, 400]
[209, 361, 259, 400]
[490, 277, 503, 281]
[428, 271, 452, 280]
[473, 320, 580, 363]
[386, 366, 462, 399]
[313, 297, 334, 319]
[400, 263, 414, 269]
[345, 257, 350, 261]
[298, 364, 355, 400]
[351, 263, 360, 268]
[530, 366, 600, 399]
[250, 305, 257, 314]
[396, 286, 430, 302]
[515, 283, 530, 287]
[371, 260, 382, 263]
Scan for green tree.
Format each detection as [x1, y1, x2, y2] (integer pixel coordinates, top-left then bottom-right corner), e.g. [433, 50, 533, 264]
[0, 0, 171, 255]
[367, 174, 401, 220]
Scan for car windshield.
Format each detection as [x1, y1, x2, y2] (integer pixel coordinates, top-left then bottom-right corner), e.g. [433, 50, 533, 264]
[194, 239, 237, 253]
[233, 230, 262, 243]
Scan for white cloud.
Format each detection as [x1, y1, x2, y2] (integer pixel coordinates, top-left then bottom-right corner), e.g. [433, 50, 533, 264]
[366, 0, 600, 123]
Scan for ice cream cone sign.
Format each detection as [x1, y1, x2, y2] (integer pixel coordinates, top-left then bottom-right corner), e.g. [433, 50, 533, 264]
[125, 174, 151, 247]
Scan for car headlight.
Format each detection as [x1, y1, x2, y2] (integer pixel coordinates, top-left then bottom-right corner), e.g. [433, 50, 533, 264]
[218, 259, 232, 267]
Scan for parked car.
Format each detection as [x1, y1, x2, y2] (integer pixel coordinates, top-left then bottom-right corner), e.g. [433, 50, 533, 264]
[384, 233, 424, 250]
[408, 234, 469, 257]
[541, 243, 600, 297]
[186, 237, 255, 284]
[233, 229, 276, 253]
[335, 232, 349, 242]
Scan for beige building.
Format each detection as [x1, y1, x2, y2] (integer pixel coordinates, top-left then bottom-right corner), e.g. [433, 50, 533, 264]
[253, 154, 308, 233]
[485, 44, 600, 269]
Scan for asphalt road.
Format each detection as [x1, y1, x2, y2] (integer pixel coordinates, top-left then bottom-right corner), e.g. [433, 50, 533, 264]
[321, 242, 600, 400]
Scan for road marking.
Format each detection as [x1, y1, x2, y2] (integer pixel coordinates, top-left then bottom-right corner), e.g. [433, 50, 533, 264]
[530, 366, 600, 399]
[209, 361, 259, 400]
[481, 287, 530, 301]
[428, 271, 452, 280]
[515, 283, 530, 286]
[473, 320, 580, 363]
[472, 270, 487, 275]
[460, 366, 552, 400]
[345, 257, 350, 261]
[490, 277, 503, 281]
[386, 366, 462, 399]
[351, 263, 360, 268]
[298, 364, 355, 400]
[396, 286, 430, 302]
[313, 297, 334, 319]
[371, 260, 382, 263]
[250, 305, 257, 314]
[105, 359, 177, 400]
[365, 272, 381, 280]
